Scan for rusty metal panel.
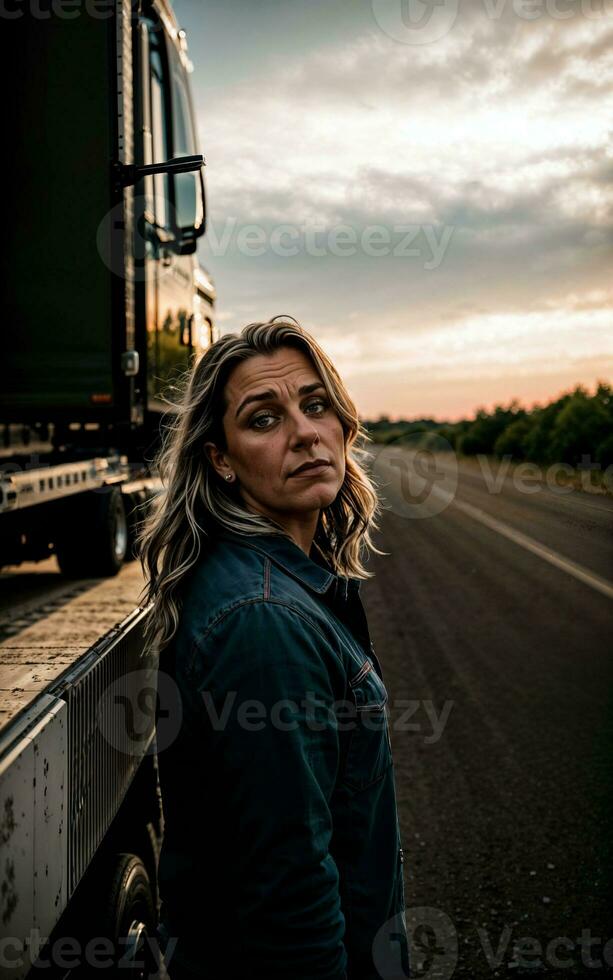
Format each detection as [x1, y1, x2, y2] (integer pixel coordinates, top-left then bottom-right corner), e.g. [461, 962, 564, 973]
[0, 695, 67, 980]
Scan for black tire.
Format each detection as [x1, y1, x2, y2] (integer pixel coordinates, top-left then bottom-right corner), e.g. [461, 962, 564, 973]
[100, 853, 157, 978]
[56, 852, 157, 980]
[55, 487, 128, 577]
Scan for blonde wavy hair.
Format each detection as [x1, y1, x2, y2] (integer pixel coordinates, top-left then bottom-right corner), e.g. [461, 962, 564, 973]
[135, 315, 385, 657]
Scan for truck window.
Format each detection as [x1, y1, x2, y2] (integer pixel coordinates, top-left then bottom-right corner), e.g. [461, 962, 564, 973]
[149, 32, 171, 230]
[169, 45, 203, 232]
[171, 58, 197, 157]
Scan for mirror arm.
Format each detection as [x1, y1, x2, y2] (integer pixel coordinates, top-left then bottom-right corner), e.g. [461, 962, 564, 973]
[113, 154, 205, 191]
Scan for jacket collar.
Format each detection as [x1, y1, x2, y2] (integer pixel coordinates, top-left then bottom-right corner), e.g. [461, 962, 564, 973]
[214, 527, 361, 600]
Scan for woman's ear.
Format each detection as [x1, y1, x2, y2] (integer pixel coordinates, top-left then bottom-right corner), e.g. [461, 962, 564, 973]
[204, 441, 231, 480]
[203, 440, 217, 465]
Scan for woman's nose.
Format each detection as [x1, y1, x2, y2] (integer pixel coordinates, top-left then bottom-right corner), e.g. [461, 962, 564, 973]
[288, 410, 320, 445]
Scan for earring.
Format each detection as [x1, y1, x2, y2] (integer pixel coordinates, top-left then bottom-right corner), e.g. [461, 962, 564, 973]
[224, 474, 233, 481]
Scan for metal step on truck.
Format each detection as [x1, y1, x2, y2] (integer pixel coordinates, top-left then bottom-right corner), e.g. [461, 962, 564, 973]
[0, 0, 215, 975]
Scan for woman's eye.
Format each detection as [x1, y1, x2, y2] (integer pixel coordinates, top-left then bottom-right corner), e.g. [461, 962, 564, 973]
[250, 412, 277, 429]
[249, 399, 328, 429]
[305, 398, 328, 414]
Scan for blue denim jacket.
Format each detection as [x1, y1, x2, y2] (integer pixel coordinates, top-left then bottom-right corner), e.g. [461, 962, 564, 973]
[155, 527, 409, 979]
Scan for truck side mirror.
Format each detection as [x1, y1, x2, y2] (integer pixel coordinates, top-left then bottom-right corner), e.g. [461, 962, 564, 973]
[173, 163, 206, 241]
[116, 154, 206, 254]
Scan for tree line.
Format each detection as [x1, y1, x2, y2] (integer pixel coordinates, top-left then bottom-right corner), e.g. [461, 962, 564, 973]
[364, 381, 613, 469]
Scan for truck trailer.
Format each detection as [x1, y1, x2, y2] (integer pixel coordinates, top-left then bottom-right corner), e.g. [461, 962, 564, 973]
[1, 0, 216, 578]
[0, 1, 214, 974]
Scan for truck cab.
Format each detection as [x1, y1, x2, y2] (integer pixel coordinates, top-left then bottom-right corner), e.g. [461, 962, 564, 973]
[136, 3, 213, 415]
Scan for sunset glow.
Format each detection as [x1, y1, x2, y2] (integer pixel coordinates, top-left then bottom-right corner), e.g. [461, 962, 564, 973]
[173, 0, 613, 420]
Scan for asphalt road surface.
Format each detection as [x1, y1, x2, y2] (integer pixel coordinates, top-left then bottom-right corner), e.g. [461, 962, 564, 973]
[362, 448, 613, 978]
[1, 450, 611, 978]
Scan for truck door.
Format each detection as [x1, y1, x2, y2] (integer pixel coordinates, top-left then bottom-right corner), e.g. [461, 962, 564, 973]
[135, 10, 201, 415]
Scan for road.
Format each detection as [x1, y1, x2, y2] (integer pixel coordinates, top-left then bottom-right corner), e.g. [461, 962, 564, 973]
[1, 450, 611, 977]
[362, 448, 613, 978]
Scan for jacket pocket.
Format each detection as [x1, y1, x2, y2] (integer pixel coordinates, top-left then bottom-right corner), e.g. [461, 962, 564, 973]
[340, 657, 393, 792]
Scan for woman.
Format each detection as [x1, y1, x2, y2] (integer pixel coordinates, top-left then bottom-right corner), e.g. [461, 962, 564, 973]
[137, 316, 409, 979]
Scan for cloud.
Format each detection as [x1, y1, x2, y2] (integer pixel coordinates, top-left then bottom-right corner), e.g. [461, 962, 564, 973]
[321, 300, 613, 420]
[193, 1, 612, 414]
[198, 12, 612, 231]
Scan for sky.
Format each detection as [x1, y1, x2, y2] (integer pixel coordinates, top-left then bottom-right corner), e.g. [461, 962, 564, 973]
[170, 0, 613, 421]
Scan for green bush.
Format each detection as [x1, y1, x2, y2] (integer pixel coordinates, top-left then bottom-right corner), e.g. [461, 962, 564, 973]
[363, 382, 611, 470]
[493, 417, 534, 459]
[457, 401, 526, 456]
[548, 383, 613, 468]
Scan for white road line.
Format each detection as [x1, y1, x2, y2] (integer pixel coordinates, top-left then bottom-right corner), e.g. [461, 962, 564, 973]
[433, 487, 613, 601]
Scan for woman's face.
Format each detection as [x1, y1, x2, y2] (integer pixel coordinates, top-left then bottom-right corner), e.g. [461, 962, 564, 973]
[205, 347, 346, 534]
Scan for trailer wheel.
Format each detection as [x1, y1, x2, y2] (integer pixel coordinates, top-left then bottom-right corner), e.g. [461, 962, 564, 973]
[101, 853, 157, 978]
[56, 487, 128, 577]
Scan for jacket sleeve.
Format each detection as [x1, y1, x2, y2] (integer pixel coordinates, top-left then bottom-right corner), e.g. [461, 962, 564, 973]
[186, 599, 349, 980]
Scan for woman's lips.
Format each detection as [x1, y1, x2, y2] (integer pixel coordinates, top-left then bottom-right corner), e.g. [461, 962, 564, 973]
[289, 462, 332, 477]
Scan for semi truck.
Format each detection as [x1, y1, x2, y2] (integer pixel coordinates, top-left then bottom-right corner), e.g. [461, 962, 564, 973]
[0, 0, 216, 578]
[0, 1, 215, 975]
